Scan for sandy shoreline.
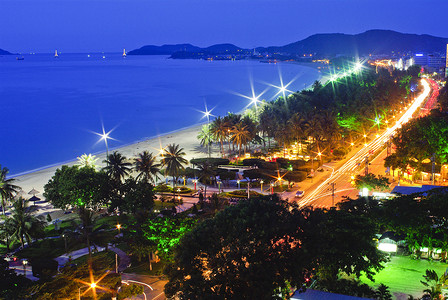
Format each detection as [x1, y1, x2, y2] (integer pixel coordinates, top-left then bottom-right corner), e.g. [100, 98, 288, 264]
[14, 124, 208, 199]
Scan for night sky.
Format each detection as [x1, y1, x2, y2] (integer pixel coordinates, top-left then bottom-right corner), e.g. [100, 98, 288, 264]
[1, 0, 446, 53]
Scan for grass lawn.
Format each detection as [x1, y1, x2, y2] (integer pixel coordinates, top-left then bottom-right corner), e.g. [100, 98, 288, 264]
[125, 258, 166, 276]
[44, 219, 77, 237]
[154, 201, 175, 211]
[15, 237, 87, 260]
[360, 255, 447, 298]
[71, 250, 116, 268]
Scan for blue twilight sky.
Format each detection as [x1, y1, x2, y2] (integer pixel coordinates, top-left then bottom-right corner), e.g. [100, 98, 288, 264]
[1, 0, 446, 53]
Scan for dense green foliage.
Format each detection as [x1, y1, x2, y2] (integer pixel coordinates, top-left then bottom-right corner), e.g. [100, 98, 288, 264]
[0, 164, 20, 216]
[165, 196, 385, 299]
[44, 165, 112, 210]
[386, 110, 448, 173]
[353, 173, 390, 192]
[141, 217, 196, 262]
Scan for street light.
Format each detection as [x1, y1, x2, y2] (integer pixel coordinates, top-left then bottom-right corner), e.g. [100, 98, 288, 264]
[237, 180, 240, 189]
[22, 259, 28, 276]
[260, 180, 264, 192]
[199, 104, 214, 158]
[93, 126, 115, 158]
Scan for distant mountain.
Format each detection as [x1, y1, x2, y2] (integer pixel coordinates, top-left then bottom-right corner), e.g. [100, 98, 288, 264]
[129, 30, 448, 58]
[128, 44, 202, 55]
[0, 48, 12, 55]
[258, 30, 448, 56]
[128, 43, 246, 56]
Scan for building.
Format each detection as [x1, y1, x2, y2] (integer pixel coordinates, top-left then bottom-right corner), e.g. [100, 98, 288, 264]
[414, 53, 445, 73]
[446, 44, 448, 77]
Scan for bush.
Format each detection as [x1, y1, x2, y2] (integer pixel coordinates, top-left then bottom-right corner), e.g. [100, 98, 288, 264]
[333, 148, 348, 158]
[118, 283, 144, 299]
[226, 190, 262, 198]
[242, 159, 265, 168]
[154, 184, 171, 193]
[243, 169, 275, 181]
[190, 158, 229, 167]
[283, 171, 307, 183]
[217, 170, 237, 181]
[31, 257, 59, 279]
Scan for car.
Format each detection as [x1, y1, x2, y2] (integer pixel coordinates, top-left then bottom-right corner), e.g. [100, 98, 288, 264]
[295, 190, 305, 198]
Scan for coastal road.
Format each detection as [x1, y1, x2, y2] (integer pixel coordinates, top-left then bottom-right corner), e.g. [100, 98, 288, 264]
[290, 78, 432, 208]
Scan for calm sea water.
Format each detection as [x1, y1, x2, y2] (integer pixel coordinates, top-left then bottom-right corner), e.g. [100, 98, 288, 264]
[0, 53, 320, 176]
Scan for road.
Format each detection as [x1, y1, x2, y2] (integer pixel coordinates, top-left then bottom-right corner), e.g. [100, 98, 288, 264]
[283, 78, 432, 209]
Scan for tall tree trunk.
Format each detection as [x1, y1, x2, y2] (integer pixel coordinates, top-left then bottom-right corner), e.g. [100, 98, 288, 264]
[149, 253, 152, 271]
[220, 139, 224, 157]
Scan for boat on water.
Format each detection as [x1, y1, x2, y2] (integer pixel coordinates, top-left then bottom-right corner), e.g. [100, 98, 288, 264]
[54, 50, 59, 58]
[122, 49, 126, 57]
[16, 56, 24, 60]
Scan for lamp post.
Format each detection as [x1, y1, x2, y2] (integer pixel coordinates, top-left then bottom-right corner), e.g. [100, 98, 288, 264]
[22, 259, 28, 276]
[237, 180, 240, 189]
[201, 106, 214, 158]
[217, 180, 222, 193]
[260, 180, 264, 192]
[96, 126, 114, 158]
[183, 176, 186, 186]
[247, 181, 250, 199]
[270, 183, 274, 194]
[193, 179, 197, 190]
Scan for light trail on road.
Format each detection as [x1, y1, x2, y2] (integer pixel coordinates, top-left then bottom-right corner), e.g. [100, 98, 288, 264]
[299, 78, 432, 207]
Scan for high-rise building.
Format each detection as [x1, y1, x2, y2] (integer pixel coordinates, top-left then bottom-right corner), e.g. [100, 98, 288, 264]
[445, 44, 448, 78]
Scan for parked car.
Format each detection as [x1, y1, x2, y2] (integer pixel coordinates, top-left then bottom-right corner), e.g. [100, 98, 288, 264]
[295, 190, 305, 198]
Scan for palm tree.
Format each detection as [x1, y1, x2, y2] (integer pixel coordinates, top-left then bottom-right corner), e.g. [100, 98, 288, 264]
[241, 116, 257, 152]
[78, 207, 102, 261]
[231, 122, 251, 157]
[160, 144, 188, 198]
[0, 165, 20, 216]
[196, 161, 216, 197]
[134, 151, 161, 184]
[102, 151, 132, 183]
[76, 153, 99, 170]
[197, 124, 213, 152]
[210, 117, 230, 157]
[7, 198, 45, 248]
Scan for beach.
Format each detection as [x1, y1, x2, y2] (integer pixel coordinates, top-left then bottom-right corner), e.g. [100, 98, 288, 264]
[14, 124, 205, 200]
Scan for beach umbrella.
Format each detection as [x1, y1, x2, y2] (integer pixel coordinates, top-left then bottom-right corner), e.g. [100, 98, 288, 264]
[28, 188, 40, 196]
[29, 196, 41, 206]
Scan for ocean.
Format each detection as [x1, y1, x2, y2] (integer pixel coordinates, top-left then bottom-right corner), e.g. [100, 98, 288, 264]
[0, 53, 321, 176]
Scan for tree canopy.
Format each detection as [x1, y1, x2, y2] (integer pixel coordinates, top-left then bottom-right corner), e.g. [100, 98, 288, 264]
[165, 195, 384, 299]
[44, 165, 112, 210]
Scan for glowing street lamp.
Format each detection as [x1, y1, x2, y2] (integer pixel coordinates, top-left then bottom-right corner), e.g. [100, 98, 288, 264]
[237, 180, 240, 189]
[260, 180, 264, 192]
[199, 104, 214, 158]
[93, 126, 116, 158]
[116, 224, 121, 233]
[22, 259, 28, 276]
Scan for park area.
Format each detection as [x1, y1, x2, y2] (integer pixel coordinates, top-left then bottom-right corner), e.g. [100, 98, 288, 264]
[360, 255, 448, 299]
